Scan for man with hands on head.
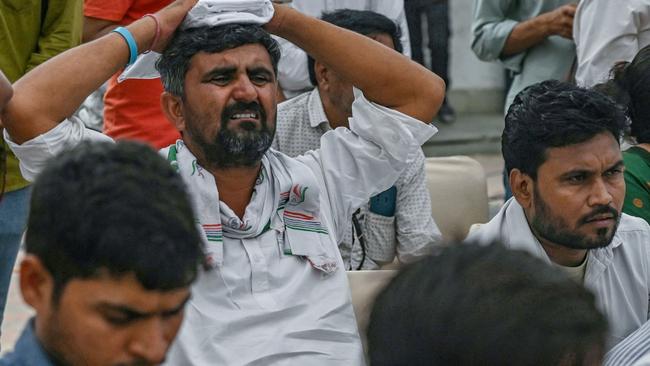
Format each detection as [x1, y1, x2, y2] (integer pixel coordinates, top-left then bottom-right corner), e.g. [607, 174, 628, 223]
[2, 0, 444, 364]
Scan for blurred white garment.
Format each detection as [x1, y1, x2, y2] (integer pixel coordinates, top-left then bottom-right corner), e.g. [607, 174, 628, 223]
[574, 0, 650, 87]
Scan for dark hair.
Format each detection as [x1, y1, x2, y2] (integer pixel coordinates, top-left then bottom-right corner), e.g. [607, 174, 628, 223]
[597, 45, 650, 143]
[368, 243, 608, 366]
[503, 80, 626, 179]
[25, 141, 204, 302]
[307, 9, 403, 86]
[157, 24, 281, 97]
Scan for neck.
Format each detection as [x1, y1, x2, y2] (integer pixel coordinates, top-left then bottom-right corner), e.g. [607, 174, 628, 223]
[211, 165, 261, 219]
[319, 88, 349, 129]
[538, 238, 588, 267]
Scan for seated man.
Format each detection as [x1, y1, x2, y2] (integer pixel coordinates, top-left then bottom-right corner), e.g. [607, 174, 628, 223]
[467, 80, 650, 347]
[0, 141, 204, 366]
[274, 9, 442, 270]
[1, 0, 444, 364]
[368, 243, 608, 365]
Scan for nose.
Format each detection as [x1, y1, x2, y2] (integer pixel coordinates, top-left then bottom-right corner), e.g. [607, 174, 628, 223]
[232, 75, 258, 103]
[128, 319, 171, 365]
[587, 177, 614, 207]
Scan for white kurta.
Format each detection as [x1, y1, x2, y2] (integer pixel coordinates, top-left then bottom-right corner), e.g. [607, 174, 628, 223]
[466, 198, 650, 349]
[6, 90, 437, 365]
[574, 0, 650, 87]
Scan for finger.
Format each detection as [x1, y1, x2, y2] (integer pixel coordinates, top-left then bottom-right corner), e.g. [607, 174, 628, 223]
[562, 4, 577, 17]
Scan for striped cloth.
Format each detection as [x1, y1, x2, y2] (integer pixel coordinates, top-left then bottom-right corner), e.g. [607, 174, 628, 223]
[605, 321, 650, 365]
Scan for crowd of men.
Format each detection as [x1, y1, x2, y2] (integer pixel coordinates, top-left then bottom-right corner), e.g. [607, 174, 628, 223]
[0, 0, 649, 365]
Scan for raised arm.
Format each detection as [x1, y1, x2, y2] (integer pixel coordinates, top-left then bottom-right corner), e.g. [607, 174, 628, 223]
[266, 5, 444, 123]
[2, 0, 197, 144]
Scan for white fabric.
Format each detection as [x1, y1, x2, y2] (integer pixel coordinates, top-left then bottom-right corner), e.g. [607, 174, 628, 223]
[119, 0, 274, 80]
[466, 198, 650, 349]
[5, 89, 436, 365]
[276, 0, 411, 96]
[574, 0, 650, 87]
[273, 88, 442, 269]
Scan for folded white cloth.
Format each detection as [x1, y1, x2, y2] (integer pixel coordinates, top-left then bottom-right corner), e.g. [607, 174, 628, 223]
[119, 0, 274, 81]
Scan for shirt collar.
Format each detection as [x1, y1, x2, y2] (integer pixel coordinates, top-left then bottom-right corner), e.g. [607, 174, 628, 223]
[9, 318, 54, 366]
[307, 88, 331, 129]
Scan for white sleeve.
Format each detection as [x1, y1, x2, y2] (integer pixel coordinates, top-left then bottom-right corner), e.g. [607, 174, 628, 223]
[296, 89, 437, 240]
[4, 117, 114, 182]
[276, 36, 313, 94]
[574, 0, 649, 87]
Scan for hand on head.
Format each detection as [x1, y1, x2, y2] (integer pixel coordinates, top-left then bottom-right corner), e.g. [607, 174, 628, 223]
[150, 0, 200, 53]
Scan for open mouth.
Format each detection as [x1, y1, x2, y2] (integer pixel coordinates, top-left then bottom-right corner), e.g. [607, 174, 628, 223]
[230, 112, 259, 120]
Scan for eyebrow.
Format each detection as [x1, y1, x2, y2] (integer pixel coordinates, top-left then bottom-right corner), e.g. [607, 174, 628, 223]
[558, 160, 625, 179]
[96, 294, 192, 319]
[247, 66, 275, 78]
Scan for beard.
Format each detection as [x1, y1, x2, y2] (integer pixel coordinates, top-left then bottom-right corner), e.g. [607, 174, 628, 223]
[530, 186, 620, 250]
[185, 101, 274, 169]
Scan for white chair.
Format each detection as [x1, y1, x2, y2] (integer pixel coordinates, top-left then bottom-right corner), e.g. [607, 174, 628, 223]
[347, 270, 397, 358]
[425, 156, 489, 242]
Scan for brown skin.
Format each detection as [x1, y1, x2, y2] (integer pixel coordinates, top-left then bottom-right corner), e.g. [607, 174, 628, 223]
[316, 33, 396, 129]
[83, 17, 120, 43]
[20, 255, 190, 366]
[501, 3, 577, 57]
[510, 132, 625, 267]
[161, 45, 278, 217]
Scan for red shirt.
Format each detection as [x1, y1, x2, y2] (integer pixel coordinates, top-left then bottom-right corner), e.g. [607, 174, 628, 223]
[84, 0, 180, 148]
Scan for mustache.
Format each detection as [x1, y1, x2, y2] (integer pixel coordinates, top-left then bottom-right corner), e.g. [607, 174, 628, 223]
[222, 101, 264, 121]
[578, 205, 620, 225]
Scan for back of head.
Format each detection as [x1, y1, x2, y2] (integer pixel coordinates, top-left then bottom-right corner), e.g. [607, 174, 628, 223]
[307, 9, 403, 86]
[597, 45, 650, 144]
[367, 243, 607, 366]
[503, 80, 626, 179]
[25, 141, 204, 300]
[157, 23, 281, 97]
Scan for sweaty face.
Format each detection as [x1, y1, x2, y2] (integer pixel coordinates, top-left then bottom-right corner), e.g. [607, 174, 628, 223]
[528, 132, 625, 250]
[181, 44, 277, 169]
[38, 274, 190, 366]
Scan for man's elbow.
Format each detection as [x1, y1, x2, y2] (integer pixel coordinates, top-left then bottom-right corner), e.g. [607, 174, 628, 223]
[414, 75, 446, 123]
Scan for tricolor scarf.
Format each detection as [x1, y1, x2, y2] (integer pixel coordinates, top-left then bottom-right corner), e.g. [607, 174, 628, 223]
[165, 141, 337, 273]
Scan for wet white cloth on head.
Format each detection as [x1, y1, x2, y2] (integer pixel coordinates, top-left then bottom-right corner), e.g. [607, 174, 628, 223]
[119, 0, 274, 81]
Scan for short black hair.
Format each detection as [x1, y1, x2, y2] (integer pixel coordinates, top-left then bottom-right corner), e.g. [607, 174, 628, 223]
[157, 24, 281, 97]
[368, 243, 607, 366]
[25, 141, 204, 302]
[597, 45, 650, 143]
[503, 80, 626, 179]
[307, 9, 403, 86]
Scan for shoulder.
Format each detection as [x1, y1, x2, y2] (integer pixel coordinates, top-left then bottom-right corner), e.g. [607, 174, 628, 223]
[616, 214, 650, 244]
[277, 92, 311, 118]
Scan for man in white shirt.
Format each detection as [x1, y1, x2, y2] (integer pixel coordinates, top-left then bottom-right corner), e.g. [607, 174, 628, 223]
[467, 80, 650, 348]
[574, 0, 650, 87]
[274, 9, 442, 270]
[276, 0, 411, 98]
[1, 0, 444, 364]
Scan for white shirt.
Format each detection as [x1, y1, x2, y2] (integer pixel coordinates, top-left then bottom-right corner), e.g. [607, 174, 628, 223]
[466, 198, 650, 348]
[606, 320, 650, 365]
[273, 88, 442, 269]
[277, 0, 411, 96]
[6, 90, 437, 365]
[574, 0, 650, 87]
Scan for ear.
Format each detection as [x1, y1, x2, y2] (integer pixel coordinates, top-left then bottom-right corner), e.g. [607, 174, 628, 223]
[510, 168, 534, 209]
[19, 254, 54, 312]
[314, 60, 330, 91]
[161, 92, 186, 132]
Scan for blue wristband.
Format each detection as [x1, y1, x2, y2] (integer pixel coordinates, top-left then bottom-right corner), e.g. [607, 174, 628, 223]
[112, 26, 138, 66]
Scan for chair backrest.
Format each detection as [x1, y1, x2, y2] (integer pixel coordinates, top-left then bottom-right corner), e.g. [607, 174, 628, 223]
[425, 156, 489, 241]
[347, 270, 398, 358]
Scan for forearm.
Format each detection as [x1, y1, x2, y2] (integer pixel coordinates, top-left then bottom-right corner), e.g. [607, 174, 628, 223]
[3, 18, 156, 144]
[501, 15, 550, 57]
[267, 5, 444, 123]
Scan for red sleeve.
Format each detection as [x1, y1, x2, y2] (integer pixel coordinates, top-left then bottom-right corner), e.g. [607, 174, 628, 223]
[84, 0, 134, 22]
